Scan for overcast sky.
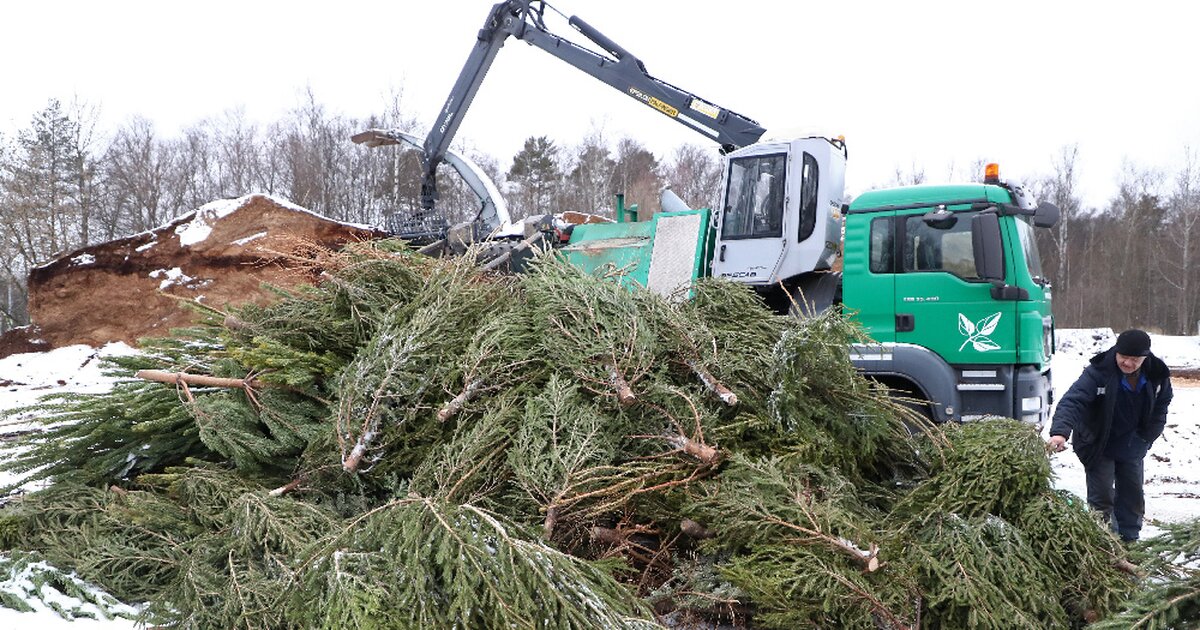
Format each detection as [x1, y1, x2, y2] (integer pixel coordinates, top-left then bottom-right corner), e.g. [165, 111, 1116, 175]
[3, 0, 1198, 210]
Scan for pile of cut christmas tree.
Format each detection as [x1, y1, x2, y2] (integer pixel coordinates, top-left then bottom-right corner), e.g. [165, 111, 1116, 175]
[1, 239, 1197, 628]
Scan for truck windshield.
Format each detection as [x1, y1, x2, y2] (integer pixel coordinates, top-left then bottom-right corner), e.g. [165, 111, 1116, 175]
[722, 153, 786, 239]
[1015, 217, 1048, 286]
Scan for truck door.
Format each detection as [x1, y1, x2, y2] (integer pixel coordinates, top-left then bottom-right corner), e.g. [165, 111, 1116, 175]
[711, 152, 788, 283]
[892, 209, 1017, 364]
[841, 212, 897, 342]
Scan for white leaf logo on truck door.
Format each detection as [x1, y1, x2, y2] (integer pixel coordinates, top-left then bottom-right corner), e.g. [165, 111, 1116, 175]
[958, 312, 1002, 352]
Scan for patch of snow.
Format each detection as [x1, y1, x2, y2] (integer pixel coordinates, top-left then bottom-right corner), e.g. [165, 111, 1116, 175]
[148, 267, 193, 290]
[1054, 327, 1115, 358]
[0, 553, 140, 629]
[173, 196, 248, 247]
[232, 230, 268, 246]
[174, 222, 213, 247]
[1, 343, 139, 516]
[0, 343, 134, 396]
[135, 240, 157, 252]
[70, 253, 95, 266]
[171, 193, 376, 247]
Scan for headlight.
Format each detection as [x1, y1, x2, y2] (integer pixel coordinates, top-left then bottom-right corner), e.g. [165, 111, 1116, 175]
[1021, 395, 1042, 413]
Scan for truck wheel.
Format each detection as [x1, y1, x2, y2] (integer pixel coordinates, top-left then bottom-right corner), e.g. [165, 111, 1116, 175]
[899, 396, 936, 428]
[874, 379, 936, 431]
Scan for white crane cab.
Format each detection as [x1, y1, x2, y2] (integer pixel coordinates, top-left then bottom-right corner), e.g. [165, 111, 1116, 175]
[711, 136, 848, 286]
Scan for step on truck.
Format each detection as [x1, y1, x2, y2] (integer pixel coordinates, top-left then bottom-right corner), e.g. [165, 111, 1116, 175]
[353, 0, 1061, 427]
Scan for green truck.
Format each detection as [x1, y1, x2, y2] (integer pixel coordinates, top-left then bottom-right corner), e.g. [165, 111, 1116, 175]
[563, 149, 1059, 426]
[356, 0, 1061, 427]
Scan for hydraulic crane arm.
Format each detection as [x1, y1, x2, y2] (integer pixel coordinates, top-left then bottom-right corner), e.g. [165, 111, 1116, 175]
[417, 0, 767, 216]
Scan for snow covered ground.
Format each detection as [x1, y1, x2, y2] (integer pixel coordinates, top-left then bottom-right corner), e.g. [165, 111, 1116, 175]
[0, 343, 141, 629]
[1, 330, 1198, 626]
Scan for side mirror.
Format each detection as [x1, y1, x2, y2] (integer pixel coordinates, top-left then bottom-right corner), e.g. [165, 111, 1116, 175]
[971, 212, 1005, 282]
[1033, 202, 1060, 228]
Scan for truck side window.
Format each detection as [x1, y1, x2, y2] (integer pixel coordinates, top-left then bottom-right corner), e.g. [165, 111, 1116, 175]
[869, 217, 894, 273]
[797, 152, 818, 242]
[902, 211, 981, 280]
[722, 153, 787, 239]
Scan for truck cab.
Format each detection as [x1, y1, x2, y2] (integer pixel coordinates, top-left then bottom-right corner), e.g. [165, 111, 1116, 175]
[842, 170, 1058, 426]
[705, 144, 1057, 426]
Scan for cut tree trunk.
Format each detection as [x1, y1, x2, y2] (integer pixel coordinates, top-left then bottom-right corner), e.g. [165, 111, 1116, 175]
[135, 369, 261, 389]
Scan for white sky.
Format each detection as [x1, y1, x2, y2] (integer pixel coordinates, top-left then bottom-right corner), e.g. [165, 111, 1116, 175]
[2, 0, 1198, 210]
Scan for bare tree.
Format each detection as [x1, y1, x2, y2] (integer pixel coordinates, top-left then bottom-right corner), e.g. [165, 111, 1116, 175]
[211, 108, 264, 199]
[1159, 148, 1200, 334]
[944, 158, 989, 183]
[169, 123, 221, 212]
[891, 162, 926, 186]
[65, 98, 103, 246]
[102, 116, 175, 237]
[1040, 145, 1083, 295]
[1110, 161, 1164, 328]
[562, 128, 615, 217]
[663, 143, 722, 210]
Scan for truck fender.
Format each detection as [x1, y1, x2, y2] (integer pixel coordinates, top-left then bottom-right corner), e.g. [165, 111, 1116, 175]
[787, 271, 842, 317]
[849, 342, 961, 423]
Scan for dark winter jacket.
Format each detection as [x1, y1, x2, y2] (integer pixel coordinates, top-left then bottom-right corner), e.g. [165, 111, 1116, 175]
[1049, 348, 1173, 468]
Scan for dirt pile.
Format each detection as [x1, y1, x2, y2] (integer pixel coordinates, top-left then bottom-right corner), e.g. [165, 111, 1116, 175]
[10, 194, 386, 353]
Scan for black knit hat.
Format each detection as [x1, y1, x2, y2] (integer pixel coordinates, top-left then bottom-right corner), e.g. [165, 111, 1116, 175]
[1114, 329, 1151, 357]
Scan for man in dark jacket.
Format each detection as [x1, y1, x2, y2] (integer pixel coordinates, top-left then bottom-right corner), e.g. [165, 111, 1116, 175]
[1048, 329, 1173, 541]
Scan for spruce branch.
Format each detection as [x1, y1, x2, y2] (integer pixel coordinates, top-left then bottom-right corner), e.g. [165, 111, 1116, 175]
[754, 502, 881, 572]
[437, 378, 485, 422]
[686, 359, 738, 407]
[824, 567, 911, 629]
[267, 477, 304, 497]
[608, 363, 638, 406]
[136, 369, 264, 391]
[664, 433, 720, 466]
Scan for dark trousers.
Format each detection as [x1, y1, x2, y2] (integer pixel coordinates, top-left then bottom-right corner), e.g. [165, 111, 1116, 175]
[1084, 455, 1145, 541]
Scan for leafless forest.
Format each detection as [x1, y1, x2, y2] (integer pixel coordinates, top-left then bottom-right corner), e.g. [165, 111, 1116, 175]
[2, 97, 1197, 336]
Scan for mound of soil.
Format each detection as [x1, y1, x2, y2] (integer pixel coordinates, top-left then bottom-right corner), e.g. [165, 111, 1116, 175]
[20, 194, 387, 353]
[0, 326, 51, 358]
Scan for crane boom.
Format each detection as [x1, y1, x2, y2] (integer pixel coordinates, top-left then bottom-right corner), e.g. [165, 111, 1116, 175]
[415, 0, 767, 219]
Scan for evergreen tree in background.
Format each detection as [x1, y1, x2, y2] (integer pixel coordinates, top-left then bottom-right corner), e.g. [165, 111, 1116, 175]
[507, 135, 562, 219]
[0, 98, 99, 329]
[564, 130, 616, 217]
[3, 99, 83, 258]
[612, 137, 662, 216]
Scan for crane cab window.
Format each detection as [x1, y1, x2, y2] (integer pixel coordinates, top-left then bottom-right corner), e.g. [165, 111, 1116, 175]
[902, 211, 980, 280]
[722, 153, 787, 239]
[797, 153, 819, 242]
